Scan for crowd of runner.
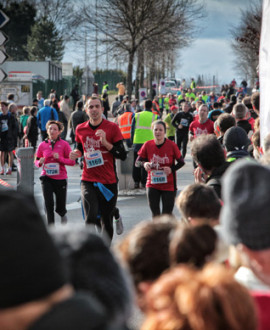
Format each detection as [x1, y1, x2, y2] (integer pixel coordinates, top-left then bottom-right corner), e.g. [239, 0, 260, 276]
[0, 78, 269, 329]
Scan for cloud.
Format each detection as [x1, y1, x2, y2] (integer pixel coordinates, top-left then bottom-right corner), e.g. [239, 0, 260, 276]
[176, 38, 241, 84]
[198, 0, 243, 39]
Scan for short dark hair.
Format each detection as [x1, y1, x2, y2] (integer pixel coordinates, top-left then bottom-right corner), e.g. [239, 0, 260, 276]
[64, 95, 69, 101]
[46, 120, 64, 132]
[177, 183, 221, 222]
[30, 106, 38, 116]
[86, 96, 102, 107]
[7, 93, 14, 100]
[191, 135, 225, 171]
[230, 95, 236, 103]
[242, 96, 253, 110]
[251, 92, 260, 111]
[170, 224, 217, 268]
[117, 216, 177, 287]
[76, 100, 83, 109]
[144, 99, 152, 109]
[152, 120, 166, 133]
[216, 113, 236, 134]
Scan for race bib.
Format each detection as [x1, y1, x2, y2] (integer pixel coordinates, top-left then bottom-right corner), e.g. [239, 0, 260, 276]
[1, 120, 8, 132]
[151, 170, 167, 184]
[44, 163, 60, 176]
[85, 150, 104, 169]
[180, 118, 188, 127]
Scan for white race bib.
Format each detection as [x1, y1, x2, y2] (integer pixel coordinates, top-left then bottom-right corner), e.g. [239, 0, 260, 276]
[151, 170, 167, 184]
[85, 150, 104, 169]
[180, 118, 188, 127]
[44, 163, 60, 176]
[1, 120, 8, 132]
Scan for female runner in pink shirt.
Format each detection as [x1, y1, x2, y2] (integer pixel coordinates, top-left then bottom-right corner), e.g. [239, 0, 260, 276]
[35, 120, 75, 225]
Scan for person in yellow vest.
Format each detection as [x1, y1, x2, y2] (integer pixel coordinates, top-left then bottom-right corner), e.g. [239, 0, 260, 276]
[102, 81, 109, 94]
[164, 93, 170, 115]
[158, 94, 164, 117]
[177, 91, 186, 105]
[201, 90, 208, 103]
[117, 104, 134, 148]
[185, 88, 196, 101]
[190, 78, 196, 89]
[131, 99, 159, 189]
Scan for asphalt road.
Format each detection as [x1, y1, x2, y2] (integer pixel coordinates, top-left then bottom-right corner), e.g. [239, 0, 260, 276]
[2, 143, 194, 244]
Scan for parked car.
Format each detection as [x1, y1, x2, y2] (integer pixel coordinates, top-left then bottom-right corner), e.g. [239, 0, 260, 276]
[164, 80, 178, 94]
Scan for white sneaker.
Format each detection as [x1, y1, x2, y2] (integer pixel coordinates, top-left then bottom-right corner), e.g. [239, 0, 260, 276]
[115, 215, 124, 235]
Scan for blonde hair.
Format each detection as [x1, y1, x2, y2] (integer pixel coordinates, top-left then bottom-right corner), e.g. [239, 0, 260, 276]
[22, 106, 30, 115]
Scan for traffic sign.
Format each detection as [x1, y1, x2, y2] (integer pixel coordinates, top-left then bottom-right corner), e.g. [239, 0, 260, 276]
[0, 49, 8, 65]
[0, 69, 7, 82]
[0, 10, 9, 29]
[0, 31, 8, 46]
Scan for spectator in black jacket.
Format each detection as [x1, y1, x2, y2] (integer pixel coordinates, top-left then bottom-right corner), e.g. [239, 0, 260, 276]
[224, 94, 237, 114]
[69, 101, 88, 145]
[0, 101, 17, 175]
[172, 101, 193, 158]
[26, 106, 38, 150]
[101, 92, 110, 118]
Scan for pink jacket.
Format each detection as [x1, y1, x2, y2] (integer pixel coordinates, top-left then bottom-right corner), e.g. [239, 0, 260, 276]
[35, 138, 75, 180]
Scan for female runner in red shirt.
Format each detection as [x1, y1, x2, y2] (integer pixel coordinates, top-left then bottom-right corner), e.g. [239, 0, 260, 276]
[136, 120, 185, 217]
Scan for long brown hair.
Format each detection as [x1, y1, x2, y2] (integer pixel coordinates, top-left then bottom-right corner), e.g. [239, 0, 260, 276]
[142, 264, 257, 330]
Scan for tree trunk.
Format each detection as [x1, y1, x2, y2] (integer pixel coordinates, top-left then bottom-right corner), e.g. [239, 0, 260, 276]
[139, 50, 144, 88]
[135, 54, 140, 100]
[149, 56, 155, 99]
[127, 51, 135, 99]
[135, 47, 144, 99]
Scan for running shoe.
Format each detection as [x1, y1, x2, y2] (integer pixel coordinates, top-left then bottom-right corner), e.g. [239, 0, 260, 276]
[115, 215, 124, 235]
[61, 215, 68, 224]
[0, 169, 4, 175]
[6, 168, 12, 175]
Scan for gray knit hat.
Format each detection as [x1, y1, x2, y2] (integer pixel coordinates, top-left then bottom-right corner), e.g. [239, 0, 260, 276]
[221, 159, 270, 250]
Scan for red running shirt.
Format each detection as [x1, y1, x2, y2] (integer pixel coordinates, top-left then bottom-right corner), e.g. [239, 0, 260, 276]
[189, 119, 214, 138]
[75, 120, 123, 184]
[138, 139, 181, 191]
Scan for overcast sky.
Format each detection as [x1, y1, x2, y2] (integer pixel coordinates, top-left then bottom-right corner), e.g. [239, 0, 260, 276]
[177, 0, 246, 85]
[63, 0, 248, 85]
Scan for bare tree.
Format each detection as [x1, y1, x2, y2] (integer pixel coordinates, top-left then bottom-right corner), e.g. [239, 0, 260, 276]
[34, 0, 76, 41]
[231, 0, 262, 84]
[74, 0, 204, 98]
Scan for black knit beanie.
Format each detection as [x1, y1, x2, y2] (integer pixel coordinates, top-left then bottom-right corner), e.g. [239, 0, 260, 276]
[0, 190, 67, 308]
[223, 126, 249, 151]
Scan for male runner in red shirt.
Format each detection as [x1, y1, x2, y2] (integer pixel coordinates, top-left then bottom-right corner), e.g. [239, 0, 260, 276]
[70, 97, 126, 240]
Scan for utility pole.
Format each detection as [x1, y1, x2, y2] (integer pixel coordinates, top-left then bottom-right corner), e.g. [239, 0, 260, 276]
[106, 16, 108, 70]
[85, 29, 88, 95]
[95, 0, 98, 70]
